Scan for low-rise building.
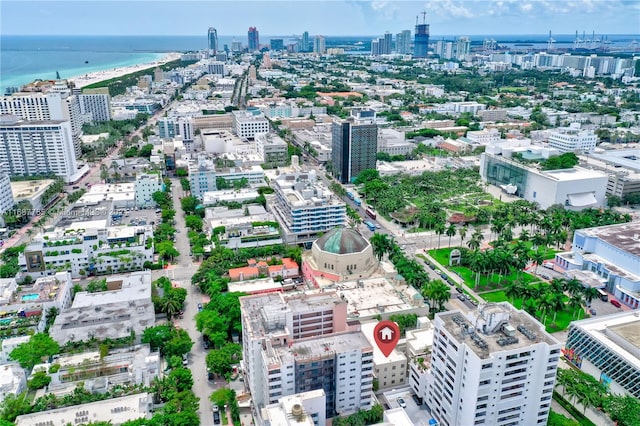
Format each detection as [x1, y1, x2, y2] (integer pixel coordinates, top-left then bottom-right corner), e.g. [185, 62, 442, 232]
[32, 344, 159, 397]
[563, 311, 640, 398]
[202, 188, 260, 206]
[232, 109, 270, 139]
[0, 364, 26, 404]
[0, 336, 31, 364]
[0, 272, 73, 335]
[78, 183, 135, 209]
[361, 321, 407, 390]
[480, 153, 608, 210]
[255, 132, 288, 167]
[269, 170, 346, 243]
[49, 271, 154, 344]
[9, 179, 55, 213]
[19, 224, 154, 278]
[15, 392, 153, 426]
[188, 156, 265, 198]
[548, 124, 598, 153]
[228, 258, 299, 281]
[554, 222, 640, 309]
[261, 389, 327, 426]
[134, 173, 162, 208]
[377, 129, 414, 156]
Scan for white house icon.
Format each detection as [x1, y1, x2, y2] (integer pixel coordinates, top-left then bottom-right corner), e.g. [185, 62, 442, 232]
[379, 327, 394, 341]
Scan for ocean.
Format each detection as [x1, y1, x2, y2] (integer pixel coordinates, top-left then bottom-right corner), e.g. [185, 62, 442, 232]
[2, 34, 638, 93]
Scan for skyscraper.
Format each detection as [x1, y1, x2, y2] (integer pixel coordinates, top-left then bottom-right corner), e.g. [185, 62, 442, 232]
[414, 12, 430, 58]
[395, 30, 411, 54]
[313, 35, 325, 54]
[270, 39, 284, 51]
[331, 109, 378, 184]
[302, 31, 310, 52]
[456, 36, 471, 60]
[208, 27, 218, 56]
[248, 26, 259, 51]
[383, 32, 393, 54]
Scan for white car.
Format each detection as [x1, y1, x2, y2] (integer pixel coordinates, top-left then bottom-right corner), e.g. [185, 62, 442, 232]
[397, 397, 407, 408]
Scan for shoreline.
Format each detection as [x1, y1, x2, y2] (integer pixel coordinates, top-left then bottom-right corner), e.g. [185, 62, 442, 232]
[68, 52, 182, 89]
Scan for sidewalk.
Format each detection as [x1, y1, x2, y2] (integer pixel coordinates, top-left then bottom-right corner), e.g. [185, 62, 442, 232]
[422, 252, 484, 303]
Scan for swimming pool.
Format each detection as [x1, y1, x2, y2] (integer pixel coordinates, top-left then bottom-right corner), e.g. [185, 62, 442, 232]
[0, 318, 11, 325]
[21, 293, 39, 302]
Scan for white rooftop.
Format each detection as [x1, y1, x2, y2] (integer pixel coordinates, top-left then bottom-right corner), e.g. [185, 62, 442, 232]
[361, 321, 407, 365]
[15, 392, 152, 426]
[541, 166, 607, 181]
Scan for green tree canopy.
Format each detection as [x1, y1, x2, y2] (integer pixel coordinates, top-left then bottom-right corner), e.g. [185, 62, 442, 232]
[10, 333, 60, 370]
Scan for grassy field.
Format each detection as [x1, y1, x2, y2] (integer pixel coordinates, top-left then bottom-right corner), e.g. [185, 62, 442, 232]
[428, 247, 542, 290]
[482, 289, 584, 332]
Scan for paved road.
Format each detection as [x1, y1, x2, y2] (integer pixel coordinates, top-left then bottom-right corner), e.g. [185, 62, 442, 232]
[151, 180, 216, 426]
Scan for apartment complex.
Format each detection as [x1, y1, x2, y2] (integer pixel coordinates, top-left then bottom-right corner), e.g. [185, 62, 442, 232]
[78, 93, 112, 122]
[0, 172, 14, 218]
[564, 311, 640, 398]
[0, 117, 79, 182]
[269, 170, 346, 243]
[241, 292, 374, 417]
[134, 173, 163, 208]
[555, 222, 640, 309]
[232, 109, 270, 139]
[331, 109, 378, 184]
[426, 304, 561, 426]
[19, 222, 154, 278]
[49, 271, 154, 344]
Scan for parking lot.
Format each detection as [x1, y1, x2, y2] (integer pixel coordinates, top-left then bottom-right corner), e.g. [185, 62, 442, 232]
[111, 207, 158, 227]
[382, 387, 437, 426]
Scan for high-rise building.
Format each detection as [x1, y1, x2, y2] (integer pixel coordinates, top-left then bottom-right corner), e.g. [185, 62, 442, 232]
[0, 116, 79, 182]
[383, 32, 393, 54]
[78, 93, 111, 122]
[313, 36, 325, 55]
[456, 36, 471, 60]
[302, 31, 310, 52]
[208, 27, 218, 56]
[370, 39, 380, 56]
[0, 171, 15, 219]
[331, 109, 378, 184]
[240, 292, 373, 417]
[395, 30, 411, 54]
[414, 13, 430, 58]
[425, 303, 561, 426]
[248, 27, 260, 51]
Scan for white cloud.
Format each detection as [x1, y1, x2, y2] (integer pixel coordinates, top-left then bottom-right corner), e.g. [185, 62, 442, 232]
[424, 0, 474, 19]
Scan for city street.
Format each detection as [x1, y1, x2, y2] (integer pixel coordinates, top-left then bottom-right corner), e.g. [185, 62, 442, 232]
[151, 179, 216, 426]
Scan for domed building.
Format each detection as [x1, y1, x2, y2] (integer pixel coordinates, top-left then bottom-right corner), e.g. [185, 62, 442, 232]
[302, 227, 377, 286]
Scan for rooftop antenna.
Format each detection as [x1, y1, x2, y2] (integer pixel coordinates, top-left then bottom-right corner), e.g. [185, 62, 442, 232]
[415, 15, 418, 26]
[421, 11, 427, 24]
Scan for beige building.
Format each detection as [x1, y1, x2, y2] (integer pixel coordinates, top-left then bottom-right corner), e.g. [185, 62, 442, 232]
[361, 321, 407, 390]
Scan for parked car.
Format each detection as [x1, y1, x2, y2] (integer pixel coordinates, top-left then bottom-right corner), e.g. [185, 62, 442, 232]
[198, 303, 203, 311]
[213, 405, 221, 425]
[412, 394, 423, 406]
[457, 294, 466, 301]
[589, 308, 597, 316]
[182, 353, 189, 366]
[203, 340, 210, 350]
[610, 299, 622, 308]
[397, 397, 407, 408]
[455, 287, 464, 293]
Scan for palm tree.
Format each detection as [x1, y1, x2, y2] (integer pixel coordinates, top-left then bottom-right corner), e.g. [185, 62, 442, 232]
[504, 280, 524, 305]
[430, 280, 451, 312]
[549, 293, 566, 324]
[445, 224, 457, 247]
[532, 233, 547, 249]
[568, 294, 584, 319]
[370, 233, 391, 261]
[582, 286, 600, 307]
[537, 294, 556, 325]
[564, 277, 584, 297]
[435, 222, 446, 249]
[160, 296, 182, 320]
[458, 226, 468, 245]
[467, 237, 481, 251]
[531, 249, 545, 275]
[519, 229, 530, 242]
[555, 369, 575, 397]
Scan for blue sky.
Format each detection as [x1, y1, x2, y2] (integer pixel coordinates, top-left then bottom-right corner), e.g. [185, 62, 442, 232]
[2, 0, 639, 36]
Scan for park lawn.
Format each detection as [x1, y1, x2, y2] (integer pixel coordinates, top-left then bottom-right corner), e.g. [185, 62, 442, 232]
[428, 247, 542, 290]
[480, 290, 582, 333]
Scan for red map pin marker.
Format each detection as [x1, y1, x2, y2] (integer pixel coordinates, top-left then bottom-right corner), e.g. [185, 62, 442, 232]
[373, 320, 400, 357]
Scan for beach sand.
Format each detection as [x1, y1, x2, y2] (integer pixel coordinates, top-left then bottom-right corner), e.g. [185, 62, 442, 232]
[68, 52, 183, 89]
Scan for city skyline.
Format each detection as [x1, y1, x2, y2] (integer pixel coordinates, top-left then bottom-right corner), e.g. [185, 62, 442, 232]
[2, 0, 639, 36]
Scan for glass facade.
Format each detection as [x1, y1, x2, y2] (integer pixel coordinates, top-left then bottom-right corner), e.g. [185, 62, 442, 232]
[565, 326, 640, 397]
[482, 156, 529, 197]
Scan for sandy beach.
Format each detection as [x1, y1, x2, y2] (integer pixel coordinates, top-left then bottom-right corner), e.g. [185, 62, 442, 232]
[68, 52, 183, 89]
